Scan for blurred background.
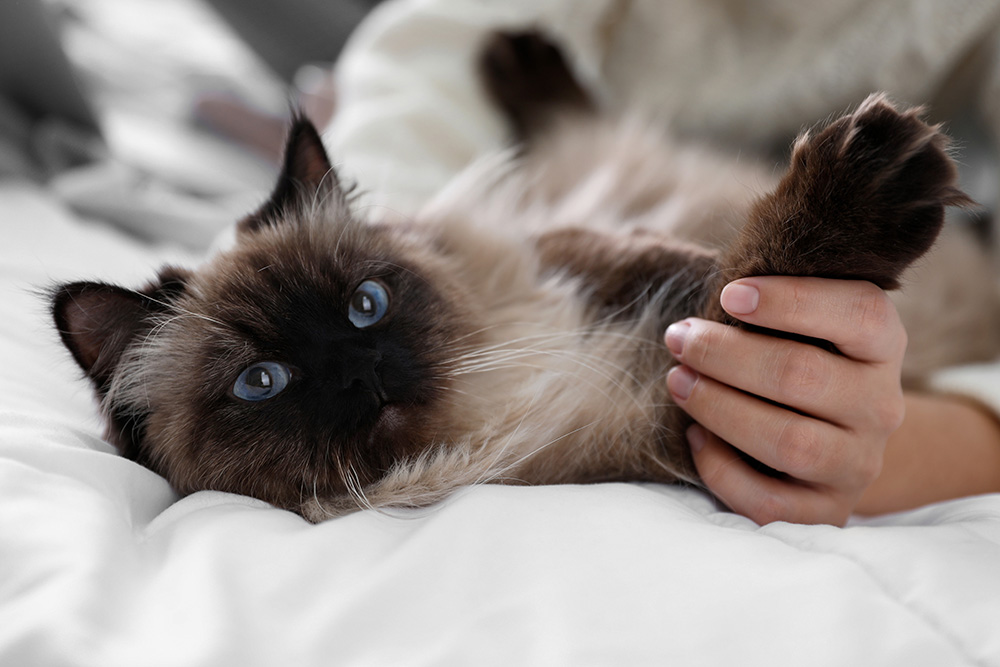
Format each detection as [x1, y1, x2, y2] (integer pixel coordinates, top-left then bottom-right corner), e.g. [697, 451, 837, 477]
[0, 0, 379, 248]
[5, 0, 1000, 252]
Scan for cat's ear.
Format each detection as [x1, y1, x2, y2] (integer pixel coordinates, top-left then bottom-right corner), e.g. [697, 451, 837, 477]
[51, 267, 190, 391]
[52, 282, 155, 389]
[240, 116, 342, 234]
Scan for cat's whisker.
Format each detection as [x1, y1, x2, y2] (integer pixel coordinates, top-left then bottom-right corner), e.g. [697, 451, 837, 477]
[346, 465, 380, 515]
[445, 332, 666, 373]
[468, 382, 552, 488]
[480, 418, 603, 486]
[448, 324, 662, 358]
[437, 318, 647, 358]
[447, 346, 651, 407]
[434, 385, 485, 402]
[454, 367, 646, 419]
[305, 437, 335, 511]
[446, 352, 633, 393]
[308, 476, 329, 519]
[332, 451, 379, 515]
[445, 338, 650, 373]
[136, 291, 229, 330]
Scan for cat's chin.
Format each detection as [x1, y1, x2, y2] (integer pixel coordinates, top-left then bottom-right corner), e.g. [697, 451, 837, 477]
[368, 403, 408, 444]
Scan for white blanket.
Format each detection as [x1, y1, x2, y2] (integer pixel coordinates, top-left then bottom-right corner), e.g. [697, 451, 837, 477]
[3, 0, 1000, 664]
[2, 193, 999, 662]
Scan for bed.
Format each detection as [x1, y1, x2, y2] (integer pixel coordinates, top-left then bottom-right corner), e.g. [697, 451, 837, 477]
[3, 1, 1000, 665]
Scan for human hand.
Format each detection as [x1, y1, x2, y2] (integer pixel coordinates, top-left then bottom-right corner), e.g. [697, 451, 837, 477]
[664, 277, 907, 526]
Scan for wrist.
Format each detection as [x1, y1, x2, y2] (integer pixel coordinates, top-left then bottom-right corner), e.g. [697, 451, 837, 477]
[856, 392, 1000, 515]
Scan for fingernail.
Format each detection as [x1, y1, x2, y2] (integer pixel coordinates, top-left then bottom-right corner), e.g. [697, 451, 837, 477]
[721, 282, 760, 315]
[667, 365, 698, 401]
[665, 320, 691, 357]
[687, 424, 706, 453]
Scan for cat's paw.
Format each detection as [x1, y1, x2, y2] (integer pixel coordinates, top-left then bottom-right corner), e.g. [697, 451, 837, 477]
[478, 29, 594, 140]
[737, 93, 973, 290]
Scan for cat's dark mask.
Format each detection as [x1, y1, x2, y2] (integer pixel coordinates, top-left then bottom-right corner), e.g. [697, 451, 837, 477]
[51, 118, 472, 512]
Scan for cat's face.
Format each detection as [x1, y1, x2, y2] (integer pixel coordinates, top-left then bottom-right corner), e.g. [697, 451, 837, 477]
[52, 119, 480, 513]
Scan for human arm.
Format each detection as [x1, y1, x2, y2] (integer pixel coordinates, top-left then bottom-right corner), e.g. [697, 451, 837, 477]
[664, 276, 1000, 526]
[857, 391, 1000, 515]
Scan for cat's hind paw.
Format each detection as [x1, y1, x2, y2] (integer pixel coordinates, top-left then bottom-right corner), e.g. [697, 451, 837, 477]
[478, 29, 594, 140]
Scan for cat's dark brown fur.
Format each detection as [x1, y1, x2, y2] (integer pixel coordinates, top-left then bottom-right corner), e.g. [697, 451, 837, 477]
[51, 31, 991, 520]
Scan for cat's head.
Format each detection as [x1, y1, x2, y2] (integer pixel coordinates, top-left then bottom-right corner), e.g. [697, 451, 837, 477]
[51, 118, 487, 516]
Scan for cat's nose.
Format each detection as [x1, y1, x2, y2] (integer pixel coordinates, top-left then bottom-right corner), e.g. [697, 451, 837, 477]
[338, 348, 385, 399]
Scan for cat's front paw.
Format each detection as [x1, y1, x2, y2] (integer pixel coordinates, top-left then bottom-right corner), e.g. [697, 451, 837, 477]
[479, 30, 594, 140]
[734, 93, 973, 290]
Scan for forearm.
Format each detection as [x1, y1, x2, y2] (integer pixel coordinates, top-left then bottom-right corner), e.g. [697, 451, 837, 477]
[856, 392, 1000, 515]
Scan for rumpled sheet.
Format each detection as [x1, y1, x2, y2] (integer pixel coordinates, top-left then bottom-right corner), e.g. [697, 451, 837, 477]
[3, 0, 1000, 664]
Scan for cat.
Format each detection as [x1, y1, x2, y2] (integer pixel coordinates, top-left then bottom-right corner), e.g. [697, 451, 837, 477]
[51, 30, 996, 522]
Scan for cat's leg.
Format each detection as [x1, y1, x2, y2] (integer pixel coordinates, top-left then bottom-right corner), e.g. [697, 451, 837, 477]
[479, 30, 722, 323]
[479, 29, 595, 142]
[534, 227, 717, 322]
[702, 94, 973, 325]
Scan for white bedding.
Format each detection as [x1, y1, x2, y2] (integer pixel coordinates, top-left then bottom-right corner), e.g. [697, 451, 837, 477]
[4, 155, 1000, 667]
[3, 1, 1000, 665]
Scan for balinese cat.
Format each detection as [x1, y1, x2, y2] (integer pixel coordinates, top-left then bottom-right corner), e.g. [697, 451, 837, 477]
[52, 31, 997, 521]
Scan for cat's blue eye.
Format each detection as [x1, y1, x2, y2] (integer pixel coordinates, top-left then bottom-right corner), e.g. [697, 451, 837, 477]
[348, 279, 390, 328]
[233, 361, 291, 402]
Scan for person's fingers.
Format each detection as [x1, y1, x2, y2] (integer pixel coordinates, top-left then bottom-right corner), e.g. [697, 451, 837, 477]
[667, 365, 884, 486]
[665, 318, 904, 430]
[687, 424, 854, 526]
[665, 276, 906, 525]
[719, 277, 907, 364]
